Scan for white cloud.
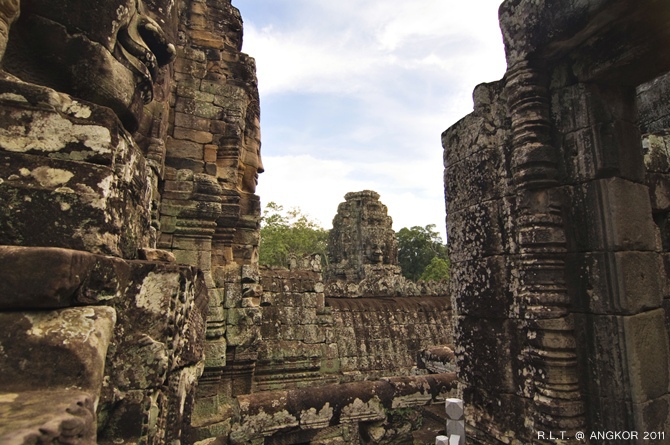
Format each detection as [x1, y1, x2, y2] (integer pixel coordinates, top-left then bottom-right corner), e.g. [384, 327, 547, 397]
[256, 153, 447, 239]
[237, 0, 507, 242]
[242, 0, 505, 97]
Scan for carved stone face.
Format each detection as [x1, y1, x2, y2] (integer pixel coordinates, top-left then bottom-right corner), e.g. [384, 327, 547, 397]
[239, 108, 264, 194]
[5, 0, 177, 131]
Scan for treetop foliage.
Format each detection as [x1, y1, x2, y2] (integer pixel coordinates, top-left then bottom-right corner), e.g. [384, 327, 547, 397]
[259, 202, 329, 268]
[396, 224, 449, 282]
[259, 202, 449, 282]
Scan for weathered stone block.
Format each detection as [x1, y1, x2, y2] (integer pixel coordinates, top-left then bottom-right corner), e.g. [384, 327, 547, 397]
[226, 307, 261, 346]
[174, 127, 214, 144]
[204, 338, 227, 369]
[204, 144, 218, 162]
[450, 256, 510, 319]
[447, 200, 506, 263]
[107, 262, 208, 388]
[554, 83, 643, 180]
[0, 306, 116, 393]
[303, 324, 326, 344]
[164, 179, 195, 193]
[646, 172, 670, 212]
[189, 29, 226, 50]
[445, 144, 509, 212]
[567, 251, 663, 315]
[166, 136, 205, 160]
[198, 81, 242, 100]
[625, 309, 670, 403]
[165, 155, 205, 173]
[0, 390, 97, 445]
[138, 248, 177, 263]
[568, 178, 658, 252]
[173, 236, 212, 252]
[0, 246, 130, 309]
[443, 82, 508, 169]
[224, 281, 243, 308]
[0, 150, 152, 258]
[632, 394, 670, 439]
[174, 111, 210, 132]
[454, 316, 516, 394]
[643, 133, 670, 174]
[173, 247, 212, 272]
[0, 85, 127, 165]
[174, 55, 207, 78]
[97, 388, 173, 444]
[577, 310, 669, 409]
[551, 83, 591, 133]
[639, 71, 670, 133]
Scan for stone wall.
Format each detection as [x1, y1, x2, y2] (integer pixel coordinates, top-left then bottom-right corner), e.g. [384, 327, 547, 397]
[0, 1, 456, 444]
[444, 0, 670, 442]
[329, 297, 452, 382]
[257, 265, 454, 391]
[639, 73, 670, 351]
[0, 0, 213, 441]
[157, 0, 267, 435]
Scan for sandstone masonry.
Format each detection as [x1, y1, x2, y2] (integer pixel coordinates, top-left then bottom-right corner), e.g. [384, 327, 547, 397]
[444, 0, 670, 442]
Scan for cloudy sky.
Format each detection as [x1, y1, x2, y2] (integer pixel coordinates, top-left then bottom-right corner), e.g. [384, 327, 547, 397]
[234, 0, 507, 240]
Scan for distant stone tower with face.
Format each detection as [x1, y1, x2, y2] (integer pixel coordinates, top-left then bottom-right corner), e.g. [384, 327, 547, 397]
[326, 190, 400, 282]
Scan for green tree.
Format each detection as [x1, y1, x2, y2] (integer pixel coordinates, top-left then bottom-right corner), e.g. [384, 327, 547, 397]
[259, 202, 329, 268]
[396, 224, 449, 281]
[419, 256, 450, 282]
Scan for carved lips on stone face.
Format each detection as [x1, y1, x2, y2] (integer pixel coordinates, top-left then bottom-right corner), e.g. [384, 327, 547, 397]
[5, 0, 177, 132]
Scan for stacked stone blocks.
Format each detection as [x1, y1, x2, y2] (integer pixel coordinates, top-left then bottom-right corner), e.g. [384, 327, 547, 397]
[444, 0, 670, 442]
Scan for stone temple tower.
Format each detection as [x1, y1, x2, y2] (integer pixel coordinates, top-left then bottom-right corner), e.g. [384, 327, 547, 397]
[326, 190, 400, 282]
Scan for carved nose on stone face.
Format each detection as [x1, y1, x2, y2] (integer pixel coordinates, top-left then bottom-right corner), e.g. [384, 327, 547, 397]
[138, 17, 177, 67]
[256, 151, 265, 174]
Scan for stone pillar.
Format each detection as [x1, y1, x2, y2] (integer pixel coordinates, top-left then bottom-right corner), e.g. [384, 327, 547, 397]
[445, 0, 670, 442]
[505, 61, 586, 436]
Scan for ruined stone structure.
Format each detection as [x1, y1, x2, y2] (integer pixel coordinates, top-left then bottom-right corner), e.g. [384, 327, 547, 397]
[327, 190, 399, 282]
[257, 264, 454, 389]
[444, 0, 670, 442]
[0, 1, 455, 444]
[0, 0, 209, 442]
[325, 191, 448, 298]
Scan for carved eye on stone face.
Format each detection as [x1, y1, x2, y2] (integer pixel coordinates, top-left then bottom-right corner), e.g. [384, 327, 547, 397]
[116, 13, 176, 104]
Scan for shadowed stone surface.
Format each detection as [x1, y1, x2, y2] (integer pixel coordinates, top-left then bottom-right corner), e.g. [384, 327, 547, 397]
[0, 390, 97, 445]
[444, 0, 670, 442]
[0, 1, 457, 444]
[0, 245, 131, 309]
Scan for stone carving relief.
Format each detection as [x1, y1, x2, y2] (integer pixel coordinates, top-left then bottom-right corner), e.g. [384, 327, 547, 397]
[3, 0, 176, 132]
[444, 0, 670, 442]
[0, 0, 208, 443]
[0, 1, 456, 444]
[325, 190, 448, 298]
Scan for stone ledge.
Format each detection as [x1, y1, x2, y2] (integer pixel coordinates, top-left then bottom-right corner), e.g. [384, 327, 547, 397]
[0, 389, 97, 445]
[0, 245, 131, 309]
